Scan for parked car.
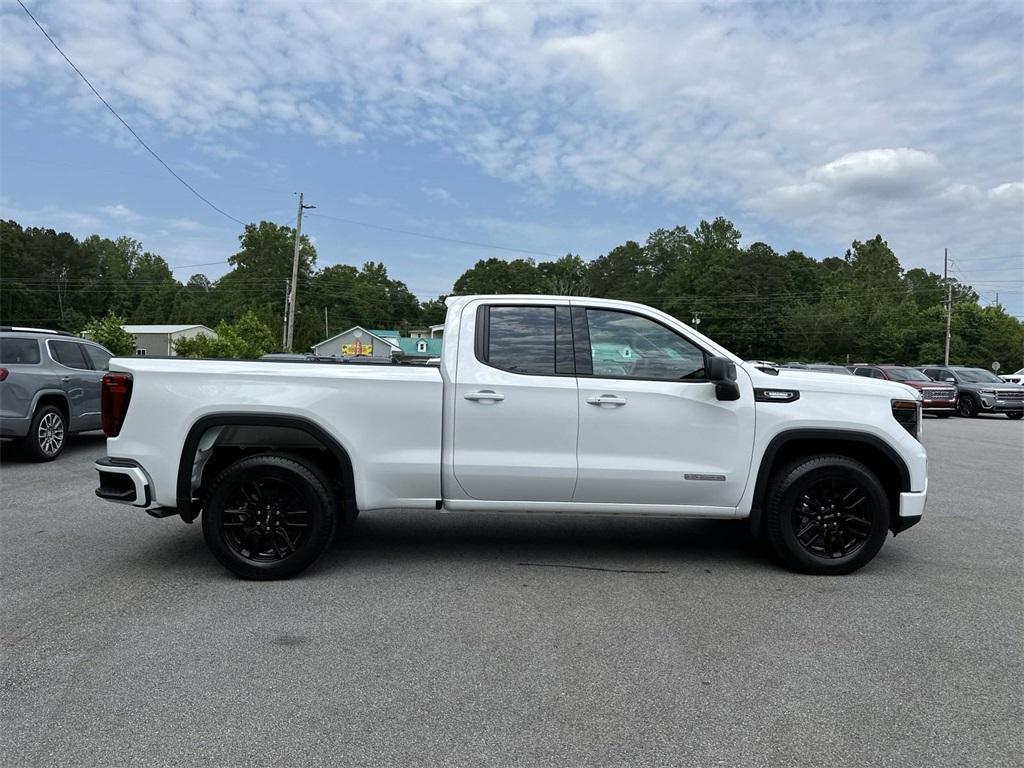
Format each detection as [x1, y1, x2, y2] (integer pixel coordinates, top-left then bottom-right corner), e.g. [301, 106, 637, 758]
[917, 365, 1024, 419]
[1000, 368, 1024, 385]
[782, 363, 855, 375]
[0, 327, 113, 459]
[93, 295, 928, 580]
[849, 365, 957, 417]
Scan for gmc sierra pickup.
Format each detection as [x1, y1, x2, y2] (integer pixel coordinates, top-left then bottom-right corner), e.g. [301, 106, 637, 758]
[94, 295, 928, 579]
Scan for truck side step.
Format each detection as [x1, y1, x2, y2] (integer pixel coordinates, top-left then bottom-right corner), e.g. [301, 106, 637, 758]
[145, 506, 180, 519]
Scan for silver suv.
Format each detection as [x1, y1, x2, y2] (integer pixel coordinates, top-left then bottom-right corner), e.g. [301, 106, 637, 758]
[918, 365, 1024, 420]
[0, 328, 113, 460]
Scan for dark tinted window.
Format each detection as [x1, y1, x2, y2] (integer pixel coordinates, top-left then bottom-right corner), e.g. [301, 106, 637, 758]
[0, 337, 41, 364]
[853, 368, 875, 378]
[83, 344, 112, 370]
[50, 340, 90, 370]
[886, 367, 929, 382]
[486, 306, 556, 375]
[586, 309, 705, 380]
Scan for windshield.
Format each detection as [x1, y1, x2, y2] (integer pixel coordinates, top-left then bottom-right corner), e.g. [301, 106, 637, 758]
[955, 368, 1004, 383]
[885, 367, 930, 382]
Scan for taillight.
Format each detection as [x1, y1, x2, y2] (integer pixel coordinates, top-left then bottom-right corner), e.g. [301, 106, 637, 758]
[0, 367, 8, 382]
[101, 373, 133, 437]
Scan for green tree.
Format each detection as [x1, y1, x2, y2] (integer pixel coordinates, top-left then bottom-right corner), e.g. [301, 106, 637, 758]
[82, 312, 136, 356]
[452, 257, 549, 294]
[173, 311, 275, 359]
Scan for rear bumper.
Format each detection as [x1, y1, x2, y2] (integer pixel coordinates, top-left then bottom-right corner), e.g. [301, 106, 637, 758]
[0, 415, 31, 438]
[95, 457, 152, 507]
[894, 478, 927, 534]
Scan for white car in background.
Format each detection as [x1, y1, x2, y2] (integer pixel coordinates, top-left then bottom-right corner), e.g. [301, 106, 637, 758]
[999, 368, 1024, 385]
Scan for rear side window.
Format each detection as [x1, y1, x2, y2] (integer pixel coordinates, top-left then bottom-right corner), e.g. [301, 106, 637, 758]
[50, 340, 90, 370]
[83, 345, 112, 371]
[0, 337, 41, 364]
[478, 305, 574, 376]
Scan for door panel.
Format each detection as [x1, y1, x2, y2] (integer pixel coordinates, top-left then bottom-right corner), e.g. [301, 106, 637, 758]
[452, 304, 579, 502]
[572, 306, 754, 508]
[48, 340, 103, 430]
[575, 377, 753, 506]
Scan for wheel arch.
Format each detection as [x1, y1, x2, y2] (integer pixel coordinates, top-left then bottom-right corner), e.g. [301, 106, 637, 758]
[176, 413, 357, 524]
[749, 429, 911, 537]
[32, 390, 70, 422]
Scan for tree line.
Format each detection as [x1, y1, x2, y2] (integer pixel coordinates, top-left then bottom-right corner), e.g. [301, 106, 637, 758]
[1, 217, 1020, 368]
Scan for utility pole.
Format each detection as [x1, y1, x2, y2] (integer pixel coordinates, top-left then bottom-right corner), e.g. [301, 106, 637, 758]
[286, 192, 315, 352]
[281, 279, 290, 351]
[324, 306, 329, 338]
[943, 247, 952, 366]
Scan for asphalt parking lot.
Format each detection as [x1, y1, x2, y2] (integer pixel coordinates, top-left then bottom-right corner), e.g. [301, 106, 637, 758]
[1, 417, 1021, 768]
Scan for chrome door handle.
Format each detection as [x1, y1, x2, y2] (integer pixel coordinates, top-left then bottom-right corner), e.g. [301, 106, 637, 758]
[464, 391, 505, 402]
[61, 376, 70, 383]
[586, 394, 627, 406]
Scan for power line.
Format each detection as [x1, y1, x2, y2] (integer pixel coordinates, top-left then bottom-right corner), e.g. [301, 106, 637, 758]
[14, 0, 246, 227]
[306, 211, 564, 259]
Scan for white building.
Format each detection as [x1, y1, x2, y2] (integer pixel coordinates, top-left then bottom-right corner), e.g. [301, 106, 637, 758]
[122, 324, 216, 356]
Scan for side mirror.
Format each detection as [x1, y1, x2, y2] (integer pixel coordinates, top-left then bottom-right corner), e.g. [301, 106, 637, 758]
[944, 377, 955, 383]
[707, 356, 740, 401]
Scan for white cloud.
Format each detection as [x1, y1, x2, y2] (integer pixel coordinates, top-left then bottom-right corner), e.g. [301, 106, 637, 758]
[1, 0, 1021, 286]
[421, 186, 453, 203]
[99, 203, 141, 221]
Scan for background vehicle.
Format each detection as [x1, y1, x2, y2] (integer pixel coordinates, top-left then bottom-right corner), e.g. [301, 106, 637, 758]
[918, 365, 1023, 419]
[850, 365, 957, 417]
[0, 327, 113, 459]
[94, 295, 928, 580]
[781, 363, 855, 375]
[1000, 368, 1024, 385]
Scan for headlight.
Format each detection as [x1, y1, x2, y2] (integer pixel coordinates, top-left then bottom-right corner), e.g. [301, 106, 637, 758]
[891, 399, 921, 440]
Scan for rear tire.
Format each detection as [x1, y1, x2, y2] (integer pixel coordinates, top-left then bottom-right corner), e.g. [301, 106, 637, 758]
[957, 396, 978, 418]
[202, 454, 337, 580]
[765, 455, 890, 575]
[24, 405, 66, 461]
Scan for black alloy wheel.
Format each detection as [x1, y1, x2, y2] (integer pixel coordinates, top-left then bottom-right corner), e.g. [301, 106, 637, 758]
[958, 396, 978, 418]
[765, 455, 889, 575]
[202, 454, 337, 580]
[790, 478, 873, 560]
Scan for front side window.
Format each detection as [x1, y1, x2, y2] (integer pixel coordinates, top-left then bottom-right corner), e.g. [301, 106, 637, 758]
[49, 340, 90, 370]
[585, 309, 705, 380]
[0, 337, 41, 364]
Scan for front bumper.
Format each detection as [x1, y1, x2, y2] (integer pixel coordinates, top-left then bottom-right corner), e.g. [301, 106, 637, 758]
[894, 478, 927, 534]
[978, 397, 1024, 413]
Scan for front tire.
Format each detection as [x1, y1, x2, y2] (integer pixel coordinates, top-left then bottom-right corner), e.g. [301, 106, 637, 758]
[957, 396, 978, 418]
[25, 405, 66, 461]
[202, 454, 337, 580]
[765, 455, 890, 575]
[1007, 412, 1023, 420]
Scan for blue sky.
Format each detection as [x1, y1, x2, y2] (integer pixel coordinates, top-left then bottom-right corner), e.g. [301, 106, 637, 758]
[2, 1, 1022, 315]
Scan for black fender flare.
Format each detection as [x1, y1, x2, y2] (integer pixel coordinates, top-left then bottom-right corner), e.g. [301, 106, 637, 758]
[176, 413, 357, 523]
[748, 428, 912, 537]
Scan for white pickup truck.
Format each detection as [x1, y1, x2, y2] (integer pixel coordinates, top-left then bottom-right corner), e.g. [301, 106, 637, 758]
[94, 295, 927, 579]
